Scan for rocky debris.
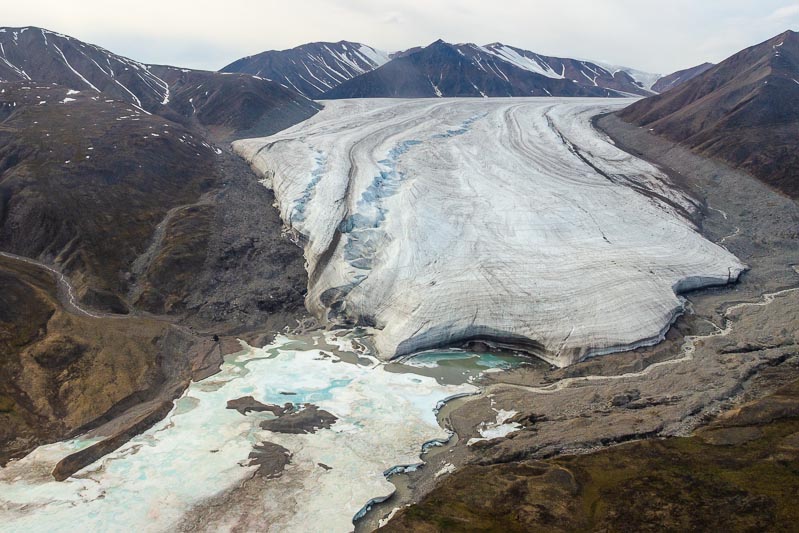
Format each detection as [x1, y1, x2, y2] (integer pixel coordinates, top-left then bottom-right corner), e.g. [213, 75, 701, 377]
[226, 396, 293, 416]
[719, 339, 793, 354]
[259, 404, 338, 434]
[610, 389, 641, 407]
[384, 380, 799, 532]
[246, 441, 292, 478]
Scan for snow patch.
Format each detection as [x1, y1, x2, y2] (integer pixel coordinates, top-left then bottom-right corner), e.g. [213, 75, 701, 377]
[467, 409, 521, 445]
[485, 44, 564, 79]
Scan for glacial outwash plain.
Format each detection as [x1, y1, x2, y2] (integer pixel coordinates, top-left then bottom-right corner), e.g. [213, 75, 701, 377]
[234, 98, 746, 366]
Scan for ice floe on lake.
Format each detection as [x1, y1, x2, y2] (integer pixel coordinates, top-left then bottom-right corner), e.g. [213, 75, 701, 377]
[0, 333, 484, 532]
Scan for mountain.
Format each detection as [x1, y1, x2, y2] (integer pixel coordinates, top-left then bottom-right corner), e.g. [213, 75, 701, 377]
[591, 62, 662, 92]
[221, 41, 390, 98]
[651, 62, 714, 93]
[0, 80, 307, 461]
[148, 65, 320, 141]
[0, 27, 320, 139]
[320, 40, 654, 99]
[0, 32, 310, 460]
[619, 30, 799, 198]
[0, 27, 170, 109]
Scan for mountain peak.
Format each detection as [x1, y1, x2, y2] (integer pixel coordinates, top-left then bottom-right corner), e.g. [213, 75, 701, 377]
[771, 29, 798, 43]
[321, 39, 655, 99]
[221, 40, 390, 98]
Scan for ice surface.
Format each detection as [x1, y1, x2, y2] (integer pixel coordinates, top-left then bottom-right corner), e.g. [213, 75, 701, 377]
[0, 334, 475, 532]
[234, 98, 746, 366]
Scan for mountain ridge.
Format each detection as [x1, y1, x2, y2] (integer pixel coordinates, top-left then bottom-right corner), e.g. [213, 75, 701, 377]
[220, 40, 390, 98]
[619, 29, 799, 197]
[220, 39, 724, 100]
[0, 26, 320, 140]
[651, 62, 715, 93]
[319, 39, 655, 98]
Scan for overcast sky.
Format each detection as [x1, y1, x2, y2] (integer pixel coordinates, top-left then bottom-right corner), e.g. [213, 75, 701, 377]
[4, 1, 799, 73]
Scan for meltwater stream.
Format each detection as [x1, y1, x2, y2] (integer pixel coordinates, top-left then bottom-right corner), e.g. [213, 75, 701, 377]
[0, 331, 528, 532]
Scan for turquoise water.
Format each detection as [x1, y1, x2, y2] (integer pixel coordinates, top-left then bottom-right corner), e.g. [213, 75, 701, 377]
[386, 349, 535, 385]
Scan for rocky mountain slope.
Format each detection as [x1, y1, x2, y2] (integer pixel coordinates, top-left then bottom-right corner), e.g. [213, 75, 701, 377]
[0, 80, 307, 331]
[0, 46, 309, 459]
[619, 30, 799, 198]
[220, 38, 735, 100]
[651, 62, 714, 92]
[0, 27, 320, 140]
[221, 41, 390, 98]
[0, 83, 217, 313]
[0, 27, 170, 109]
[0, 251, 201, 465]
[320, 40, 654, 98]
[149, 65, 320, 141]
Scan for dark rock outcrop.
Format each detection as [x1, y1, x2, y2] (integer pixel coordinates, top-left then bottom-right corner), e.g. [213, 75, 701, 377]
[259, 405, 337, 434]
[227, 396, 293, 417]
[247, 441, 292, 478]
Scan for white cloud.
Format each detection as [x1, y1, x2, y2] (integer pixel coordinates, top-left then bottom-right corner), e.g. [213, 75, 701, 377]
[768, 3, 799, 20]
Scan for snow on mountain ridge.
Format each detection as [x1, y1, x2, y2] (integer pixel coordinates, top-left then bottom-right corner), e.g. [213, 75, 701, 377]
[482, 43, 566, 79]
[322, 39, 656, 98]
[0, 26, 170, 108]
[590, 60, 662, 91]
[221, 41, 391, 98]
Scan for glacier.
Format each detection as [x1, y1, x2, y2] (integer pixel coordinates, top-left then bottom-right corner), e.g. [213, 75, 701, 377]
[234, 98, 746, 367]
